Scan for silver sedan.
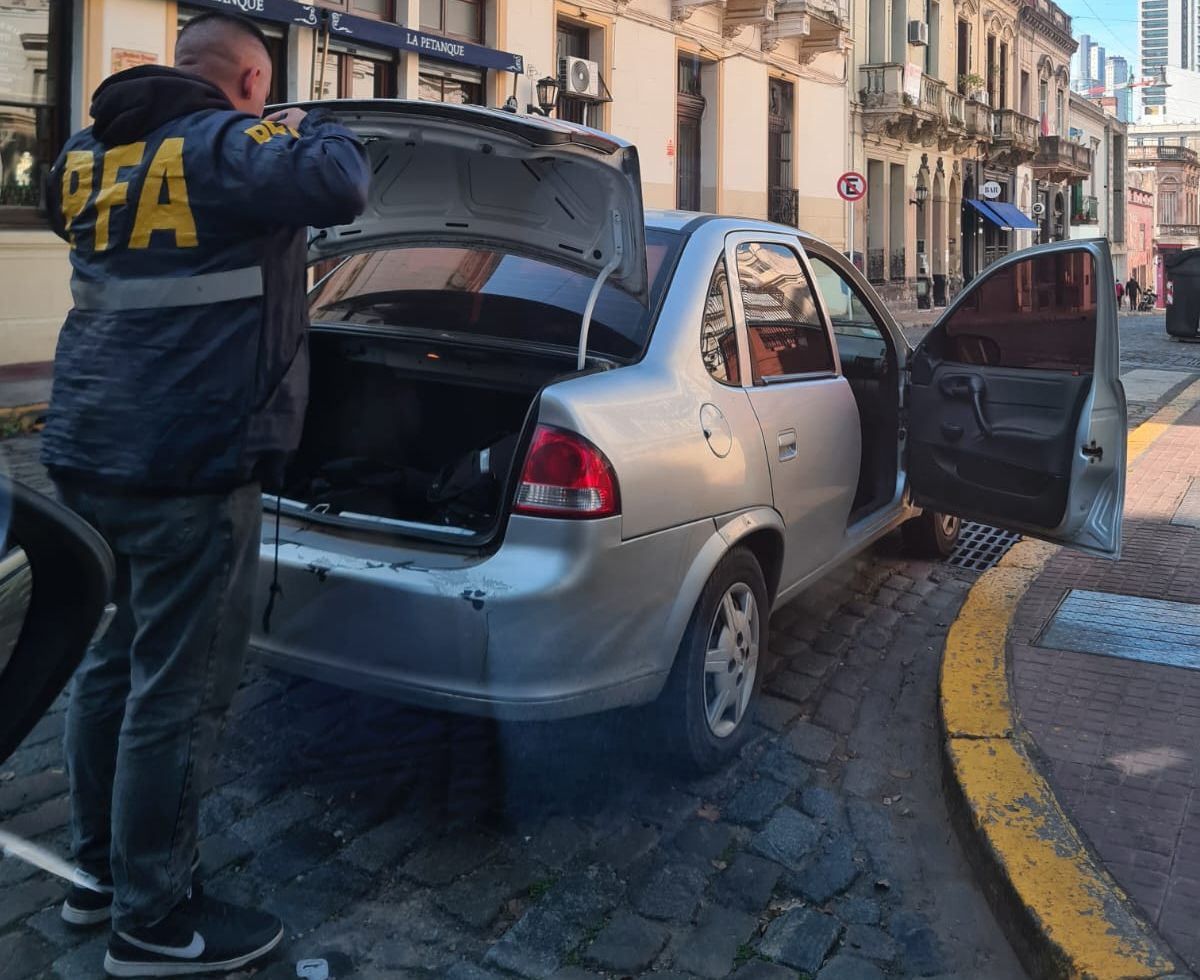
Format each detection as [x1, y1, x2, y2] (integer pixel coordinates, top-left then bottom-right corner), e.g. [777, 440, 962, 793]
[251, 101, 1125, 770]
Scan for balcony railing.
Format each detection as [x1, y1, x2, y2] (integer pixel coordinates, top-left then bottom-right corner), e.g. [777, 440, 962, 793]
[1129, 144, 1199, 164]
[964, 99, 992, 138]
[1158, 223, 1200, 240]
[769, 187, 799, 227]
[946, 90, 966, 130]
[867, 247, 885, 283]
[984, 245, 1011, 269]
[889, 247, 906, 281]
[919, 74, 945, 116]
[991, 108, 1038, 148]
[1074, 195, 1099, 223]
[1033, 135, 1093, 176]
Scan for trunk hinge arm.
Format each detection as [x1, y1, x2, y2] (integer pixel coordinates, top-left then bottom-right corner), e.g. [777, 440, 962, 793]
[577, 210, 624, 371]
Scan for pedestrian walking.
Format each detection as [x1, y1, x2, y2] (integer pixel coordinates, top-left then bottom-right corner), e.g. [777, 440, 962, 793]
[1126, 276, 1141, 312]
[1116, 279, 1125, 310]
[42, 12, 369, 977]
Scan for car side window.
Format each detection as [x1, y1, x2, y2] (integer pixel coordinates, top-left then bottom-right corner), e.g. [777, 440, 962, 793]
[941, 250, 1096, 372]
[701, 259, 740, 386]
[735, 242, 835, 383]
[806, 253, 890, 375]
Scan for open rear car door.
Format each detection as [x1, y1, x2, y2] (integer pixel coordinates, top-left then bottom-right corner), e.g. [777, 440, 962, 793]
[907, 239, 1126, 559]
[0, 477, 114, 763]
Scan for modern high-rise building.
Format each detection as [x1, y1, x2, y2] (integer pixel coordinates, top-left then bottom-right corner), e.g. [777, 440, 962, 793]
[1108, 55, 1133, 121]
[1140, 0, 1177, 115]
[1074, 33, 1106, 93]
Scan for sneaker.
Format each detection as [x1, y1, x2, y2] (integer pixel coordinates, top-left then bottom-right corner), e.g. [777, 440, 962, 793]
[103, 888, 283, 977]
[62, 850, 202, 928]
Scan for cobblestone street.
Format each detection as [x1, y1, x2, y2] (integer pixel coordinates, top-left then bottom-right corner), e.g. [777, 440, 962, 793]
[1, 313, 1194, 980]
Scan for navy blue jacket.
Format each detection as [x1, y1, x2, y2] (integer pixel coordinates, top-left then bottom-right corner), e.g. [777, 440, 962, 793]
[42, 66, 370, 492]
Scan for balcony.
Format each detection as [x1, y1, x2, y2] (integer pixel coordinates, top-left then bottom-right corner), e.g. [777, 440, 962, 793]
[723, 0, 773, 33]
[964, 99, 993, 141]
[769, 187, 799, 226]
[859, 64, 949, 146]
[989, 109, 1039, 166]
[1032, 135, 1093, 182]
[763, 0, 849, 59]
[1158, 223, 1200, 245]
[1129, 144, 1200, 165]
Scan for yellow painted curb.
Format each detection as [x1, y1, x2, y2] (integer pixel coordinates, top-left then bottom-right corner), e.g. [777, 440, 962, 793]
[941, 378, 1200, 980]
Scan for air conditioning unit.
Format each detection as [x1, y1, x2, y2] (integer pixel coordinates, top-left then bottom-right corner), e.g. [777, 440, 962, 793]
[559, 56, 601, 99]
[908, 20, 929, 45]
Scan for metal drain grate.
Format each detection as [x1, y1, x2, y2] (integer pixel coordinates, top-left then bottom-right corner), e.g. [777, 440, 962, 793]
[947, 522, 1021, 571]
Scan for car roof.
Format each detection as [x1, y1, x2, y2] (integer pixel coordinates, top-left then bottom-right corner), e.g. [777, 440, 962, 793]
[644, 209, 832, 252]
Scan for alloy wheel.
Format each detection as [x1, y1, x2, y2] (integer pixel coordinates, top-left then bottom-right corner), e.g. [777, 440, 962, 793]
[703, 582, 760, 738]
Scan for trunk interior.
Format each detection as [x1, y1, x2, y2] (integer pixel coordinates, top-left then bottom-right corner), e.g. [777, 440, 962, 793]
[282, 327, 575, 539]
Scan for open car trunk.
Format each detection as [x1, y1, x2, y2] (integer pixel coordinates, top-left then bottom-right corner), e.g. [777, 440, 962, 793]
[279, 327, 576, 544]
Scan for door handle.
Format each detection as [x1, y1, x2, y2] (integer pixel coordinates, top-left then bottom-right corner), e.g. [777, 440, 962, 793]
[940, 374, 993, 438]
[778, 429, 797, 461]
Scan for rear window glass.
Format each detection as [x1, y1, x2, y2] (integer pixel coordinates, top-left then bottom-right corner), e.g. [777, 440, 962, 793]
[308, 229, 682, 360]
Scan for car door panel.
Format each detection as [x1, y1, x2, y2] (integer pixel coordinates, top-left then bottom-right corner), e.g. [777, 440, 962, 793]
[909, 366, 1091, 526]
[726, 234, 861, 589]
[908, 239, 1125, 557]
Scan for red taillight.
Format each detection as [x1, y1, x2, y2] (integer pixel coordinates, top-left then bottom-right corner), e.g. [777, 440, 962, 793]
[513, 425, 620, 519]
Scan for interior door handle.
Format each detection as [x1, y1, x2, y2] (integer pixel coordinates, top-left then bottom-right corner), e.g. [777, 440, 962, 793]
[940, 374, 993, 438]
[778, 429, 797, 461]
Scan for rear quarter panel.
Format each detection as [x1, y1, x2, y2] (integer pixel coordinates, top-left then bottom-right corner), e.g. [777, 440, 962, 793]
[536, 224, 773, 541]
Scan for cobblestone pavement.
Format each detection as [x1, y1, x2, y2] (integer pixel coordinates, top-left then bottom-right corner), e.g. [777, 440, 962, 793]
[1, 485, 1024, 978]
[2, 310, 1185, 980]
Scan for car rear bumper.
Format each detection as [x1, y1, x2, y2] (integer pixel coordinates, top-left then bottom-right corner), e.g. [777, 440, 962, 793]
[248, 513, 714, 720]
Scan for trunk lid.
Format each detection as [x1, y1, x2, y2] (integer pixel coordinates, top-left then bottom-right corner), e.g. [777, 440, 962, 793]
[293, 99, 649, 305]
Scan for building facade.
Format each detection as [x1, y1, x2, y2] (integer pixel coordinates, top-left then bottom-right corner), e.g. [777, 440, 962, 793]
[0, 0, 855, 366]
[851, 0, 1086, 310]
[1129, 122, 1200, 304]
[1105, 54, 1130, 122]
[1126, 167, 1155, 291]
[1067, 91, 1127, 278]
[1071, 31, 1102, 94]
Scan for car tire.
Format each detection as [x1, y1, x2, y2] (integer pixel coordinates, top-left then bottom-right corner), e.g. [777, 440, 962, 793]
[657, 547, 769, 773]
[902, 510, 961, 560]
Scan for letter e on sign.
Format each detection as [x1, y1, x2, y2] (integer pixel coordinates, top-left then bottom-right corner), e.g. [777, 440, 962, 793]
[837, 172, 866, 202]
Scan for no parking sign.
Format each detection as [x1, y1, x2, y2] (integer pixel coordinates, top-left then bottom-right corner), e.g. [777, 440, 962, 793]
[837, 171, 867, 202]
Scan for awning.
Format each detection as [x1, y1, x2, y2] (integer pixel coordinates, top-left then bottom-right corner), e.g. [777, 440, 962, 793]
[328, 11, 525, 74]
[182, 0, 322, 28]
[987, 201, 1040, 231]
[179, 1, 525, 74]
[965, 198, 1008, 227]
[966, 198, 1038, 231]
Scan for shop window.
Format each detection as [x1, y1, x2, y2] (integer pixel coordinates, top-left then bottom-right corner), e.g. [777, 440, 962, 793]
[317, 0, 397, 21]
[421, 0, 482, 42]
[0, 0, 67, 224]
[179, 7, 287, 104]
[316, 52, 396, 99]
[556, 21, 604, 128]
[419, 68, 484, 104]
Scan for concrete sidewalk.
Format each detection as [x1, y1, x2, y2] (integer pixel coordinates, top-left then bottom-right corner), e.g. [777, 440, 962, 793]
[941, 380, 1200, 980]
[1010, 392, 1200, 975]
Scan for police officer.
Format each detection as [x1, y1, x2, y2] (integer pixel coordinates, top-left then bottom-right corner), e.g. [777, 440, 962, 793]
[43, 12, 370, 976]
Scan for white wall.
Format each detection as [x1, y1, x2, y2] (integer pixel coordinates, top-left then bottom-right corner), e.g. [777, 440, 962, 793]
[797, 52, 849, 248]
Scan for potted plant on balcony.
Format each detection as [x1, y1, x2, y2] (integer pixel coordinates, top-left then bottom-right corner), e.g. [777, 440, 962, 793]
[959, 73, 986, 103]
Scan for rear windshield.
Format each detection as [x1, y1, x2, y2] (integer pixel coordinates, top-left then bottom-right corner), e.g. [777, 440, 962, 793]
[308, 229, 682, 360]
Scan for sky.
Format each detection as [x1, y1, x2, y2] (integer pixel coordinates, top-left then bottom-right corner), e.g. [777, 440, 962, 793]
[1056, 0, 1140, 73]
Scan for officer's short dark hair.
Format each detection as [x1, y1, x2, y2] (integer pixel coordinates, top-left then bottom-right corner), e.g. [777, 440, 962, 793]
[178, 11, 271, 59]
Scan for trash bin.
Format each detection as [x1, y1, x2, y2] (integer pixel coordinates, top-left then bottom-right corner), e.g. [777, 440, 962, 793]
[1164, 247, 1200, 339]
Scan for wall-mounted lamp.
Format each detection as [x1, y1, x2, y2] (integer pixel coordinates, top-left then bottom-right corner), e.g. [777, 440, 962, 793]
[528, 76, 560, 116]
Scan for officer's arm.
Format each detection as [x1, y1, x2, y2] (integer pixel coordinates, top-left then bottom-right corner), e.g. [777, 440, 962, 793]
[213, 110, 370, 229]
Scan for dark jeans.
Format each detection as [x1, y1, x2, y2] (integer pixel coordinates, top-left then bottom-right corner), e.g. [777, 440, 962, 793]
[55, 481, 262, 933]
